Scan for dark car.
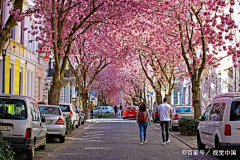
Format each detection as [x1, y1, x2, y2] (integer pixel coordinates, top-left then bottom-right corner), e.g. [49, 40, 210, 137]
[152, 107, 159, 123]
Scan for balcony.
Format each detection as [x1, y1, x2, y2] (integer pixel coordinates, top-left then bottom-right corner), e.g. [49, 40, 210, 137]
[47, 69, 74, 77]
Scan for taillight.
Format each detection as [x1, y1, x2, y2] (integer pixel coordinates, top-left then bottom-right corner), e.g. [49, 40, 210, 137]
[25, 128, 32, 138]
[224, 124, 231, 136]
[174, 114, 179, 120]
[111, 109, 113, 112]
[55, 117, 64, 125]
[69, 110, 73, 117]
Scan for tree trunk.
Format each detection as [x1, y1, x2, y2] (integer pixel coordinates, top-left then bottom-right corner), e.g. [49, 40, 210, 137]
[165, 94, 171, 105]
[48, 69, 62, 105]
[156, 90, 162, 105]
[82, 91, 88, 119]
[192, 76, 201, 119]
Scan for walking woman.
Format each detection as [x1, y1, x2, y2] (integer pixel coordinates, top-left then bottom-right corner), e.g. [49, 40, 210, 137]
[136, 102, 151, 145]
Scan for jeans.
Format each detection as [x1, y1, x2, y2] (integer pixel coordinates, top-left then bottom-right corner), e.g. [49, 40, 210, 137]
[90, 110, 93, 119]
[160, 121, 170, 142]
[138, 122, 148, 142]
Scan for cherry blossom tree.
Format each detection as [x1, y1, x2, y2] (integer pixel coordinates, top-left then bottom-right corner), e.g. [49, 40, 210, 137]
[34, 0, 143, 105]
[0, 0, 33, 52]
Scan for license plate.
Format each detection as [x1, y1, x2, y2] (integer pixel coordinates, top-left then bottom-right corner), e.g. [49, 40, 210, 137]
[46, 120, 52, 124]
[128, 114, 133, 116]
[184, 116, 192, 119]
[0, 126, 12, 131]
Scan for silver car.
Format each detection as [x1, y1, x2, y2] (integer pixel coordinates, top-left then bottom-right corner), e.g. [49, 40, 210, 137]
[169, 105, 194, 130]
[0, 94, 47, 159]
[59, 103, 80, 129]
[93, 106, 114, 116]
[39, 105, 66, 143]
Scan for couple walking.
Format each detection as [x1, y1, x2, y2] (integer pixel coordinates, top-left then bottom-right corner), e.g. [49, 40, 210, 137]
[136, 98, 172, 145]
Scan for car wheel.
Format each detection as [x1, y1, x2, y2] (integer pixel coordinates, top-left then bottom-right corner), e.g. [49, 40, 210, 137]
[26, 143, 35, 159]
[197, 131, 205, 150]
[39, 137, 46, 150]
[123, 117, 126, 119]
[169, 122, 173, 130]
[72, 122, 74, 130]
[81, 120, 84, 125]
[215, 136, 221, 150]
[60, 136, 65, 143]
[153, 119, 156, 123]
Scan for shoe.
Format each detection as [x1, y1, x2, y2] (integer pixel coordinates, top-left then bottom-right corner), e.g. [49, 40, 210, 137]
[144, 139, 147, 144]
[162, 142, 166, 146]
[167, 139, 170, 144]
[140, 142, 143, 145]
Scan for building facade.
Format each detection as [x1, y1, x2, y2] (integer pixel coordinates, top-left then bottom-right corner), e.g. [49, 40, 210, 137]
[0, 0, 46, 102]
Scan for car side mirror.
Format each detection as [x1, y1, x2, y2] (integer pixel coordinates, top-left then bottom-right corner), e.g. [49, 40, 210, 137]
[41, 116, 46, 123]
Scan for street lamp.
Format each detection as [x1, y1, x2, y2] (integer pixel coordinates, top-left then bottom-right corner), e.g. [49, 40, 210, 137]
[2, 49, 6, 93]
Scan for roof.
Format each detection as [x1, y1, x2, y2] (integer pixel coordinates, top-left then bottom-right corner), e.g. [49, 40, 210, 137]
[213, 92, 240, 99]
[38, 105, 59, 108]
[0, 94, 33, 100]
[59, 103, 72, 105]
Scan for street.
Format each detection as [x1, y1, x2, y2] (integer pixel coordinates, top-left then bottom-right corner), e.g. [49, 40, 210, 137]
[23, 118, 217, 160]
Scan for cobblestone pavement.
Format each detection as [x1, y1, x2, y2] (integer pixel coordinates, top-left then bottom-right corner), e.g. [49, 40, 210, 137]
[44, 118, 217, 160]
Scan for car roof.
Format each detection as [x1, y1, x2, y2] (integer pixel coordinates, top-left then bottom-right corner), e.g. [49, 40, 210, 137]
[39, 105, 60, 108]
[0, 94, 34, 101]
[213, 92, 240, 99]
[59, 103, 72, 105]
[173, 105, 192, 108]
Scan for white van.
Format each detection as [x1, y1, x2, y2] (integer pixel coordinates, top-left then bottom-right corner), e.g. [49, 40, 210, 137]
[59, 103, 80, 129]
[0, 94, 47, 159]
[197, 93, 240, 150]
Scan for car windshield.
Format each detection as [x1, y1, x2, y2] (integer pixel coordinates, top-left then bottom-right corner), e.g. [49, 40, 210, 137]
[0, 98, 27, 120]
[59, 105, 70, 112]
[126, 107, 137, 110]
[230, 101, 240, 121]
[39, 106, 61, 115]
[176, 107, 191, 113]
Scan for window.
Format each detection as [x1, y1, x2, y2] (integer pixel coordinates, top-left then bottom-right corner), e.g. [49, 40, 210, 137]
[38, 78, 42, 101]
[202, 105, 211, 121]
[176, 107, 192, 113]
[209, 103, 226, 121]
[230, 101, 240, 121]
[9, 66, 12, 94]
[0, 99, 27, 120]
[39, 106, 61, 115]
[19, 67, 23, 95]
[30, 102, 40, 121]
[21, 19, 25, 45]
[59, 105, 70, 112]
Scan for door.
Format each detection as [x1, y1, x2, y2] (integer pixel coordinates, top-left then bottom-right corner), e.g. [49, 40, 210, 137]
[199, 105, 211, 144]
[30, 101, 46, 147]
[229, 100, 240, 143]
[208, 103, 226, 146]
[102, 107, 108, 114]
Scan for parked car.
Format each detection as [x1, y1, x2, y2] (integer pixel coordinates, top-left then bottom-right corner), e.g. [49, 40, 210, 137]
[39, 105, 66, 143]
[75, 105, 85, 125]
[93, 106, 114, 116]
[59, 103, 80, 129]
[0, 94, 47, 159]
[122, 106, 138, 119]
[152, 107, 159, 123]
[169, 105, 194, 131]
[197, 92, 240, 150]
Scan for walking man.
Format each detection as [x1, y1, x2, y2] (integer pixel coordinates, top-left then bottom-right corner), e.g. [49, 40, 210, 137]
[158, 97, 172, 146]
[90, 101, 94, 119]
[119, 103, 123, 118]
